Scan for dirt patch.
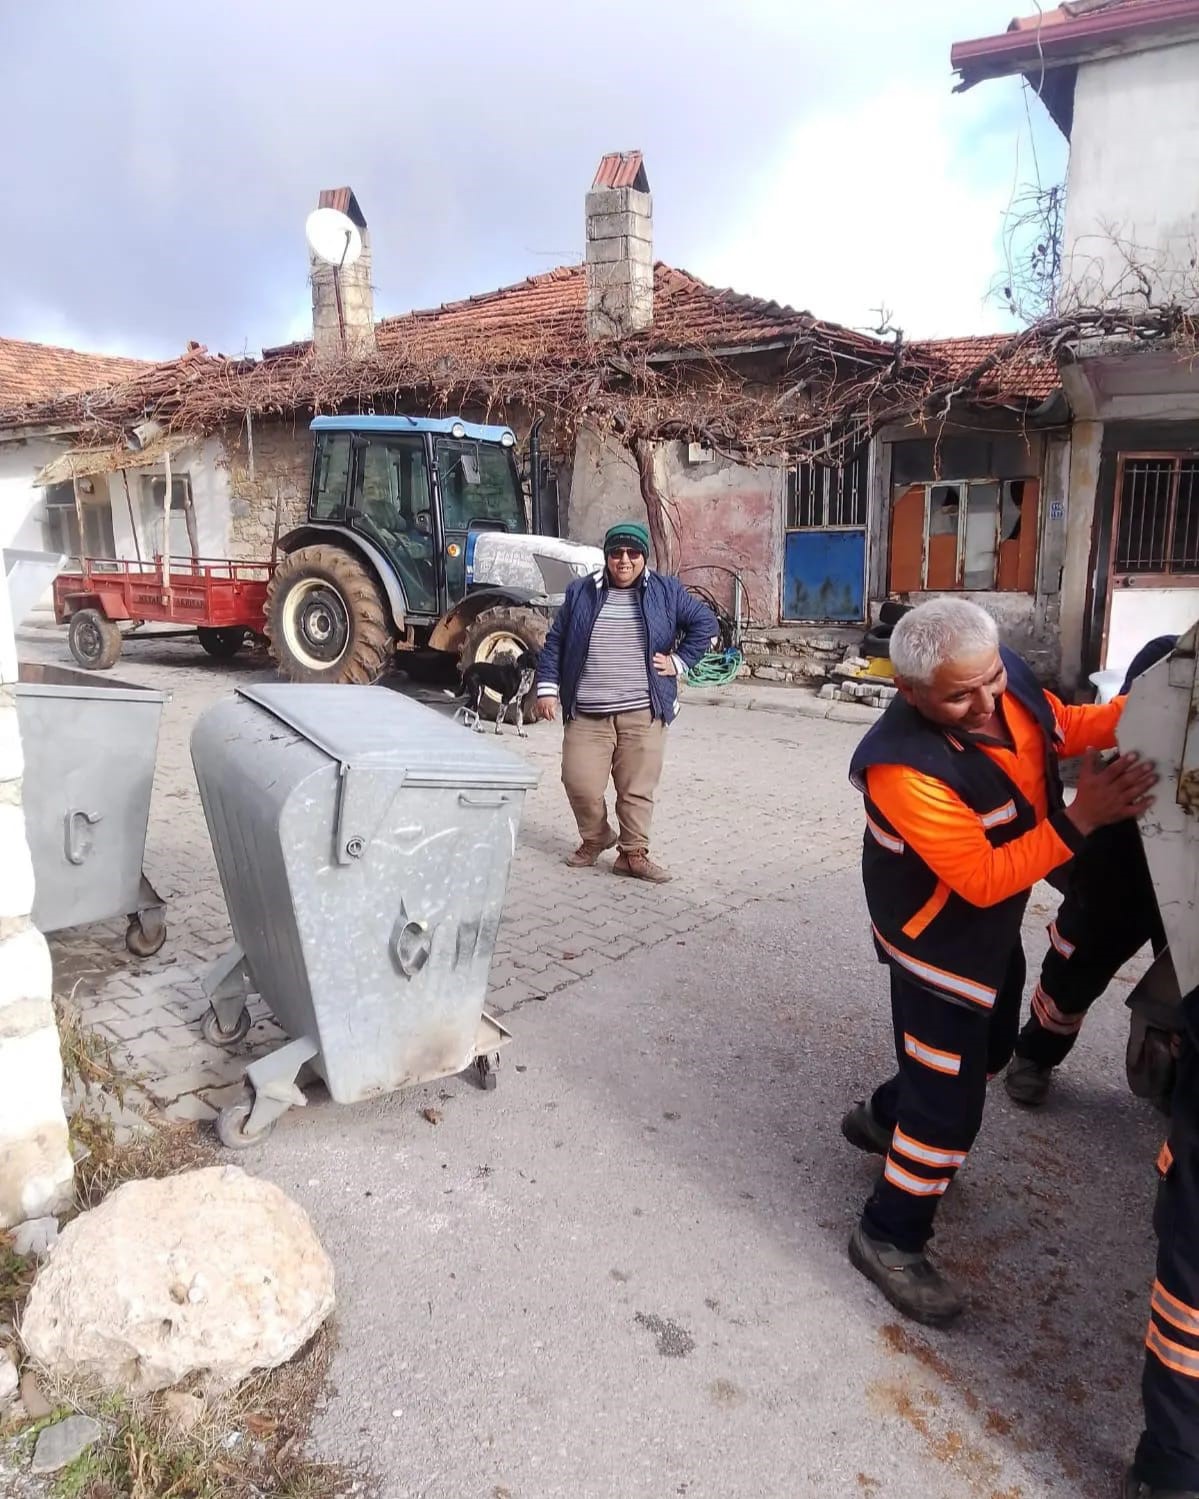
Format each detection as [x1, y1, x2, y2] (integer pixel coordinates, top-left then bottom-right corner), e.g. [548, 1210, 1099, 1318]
[633, 1312, 695, 1359]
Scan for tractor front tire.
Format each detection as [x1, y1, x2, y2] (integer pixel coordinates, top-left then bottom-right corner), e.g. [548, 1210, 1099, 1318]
[459, 607, 549, 724]
[265, 545, 393, 685]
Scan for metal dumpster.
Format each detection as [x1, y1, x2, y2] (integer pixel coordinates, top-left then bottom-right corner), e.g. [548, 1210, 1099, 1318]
[190, 682, 539, 1147]
[16, 662, 168, 955]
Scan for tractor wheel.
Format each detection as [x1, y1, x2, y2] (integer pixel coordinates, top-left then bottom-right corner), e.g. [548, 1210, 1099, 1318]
[197, 626, 246, 659]
[459, 607, 549, 724]
[265, 545, 393, 684]
[68, 608, 123, 671]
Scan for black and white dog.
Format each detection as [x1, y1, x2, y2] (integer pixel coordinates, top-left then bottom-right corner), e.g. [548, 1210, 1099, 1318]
[453, 650, 539, 737]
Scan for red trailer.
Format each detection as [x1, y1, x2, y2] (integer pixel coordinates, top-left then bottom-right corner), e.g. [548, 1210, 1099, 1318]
[53, 556, 276, 671]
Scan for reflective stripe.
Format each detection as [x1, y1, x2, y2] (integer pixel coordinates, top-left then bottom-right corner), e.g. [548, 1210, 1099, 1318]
[873, 927, 998, 1009]
[865, 815, 905, 855]
[1047, 921, 1076, 959]
[884, 1156, 949, 1197]
[1032, 984, 1084, 1037]
[1153, 1281, 1199, 1337]
[980, 800, 1017, 829]
[902, 881, 950, 940]
[892, 1128, 967, 1170]
[903, 1032, 962, 1077]
[1159, 1141, 1174, 1176]
[1146, 1321, 1199, 1379]
[945, 733, 965, 752]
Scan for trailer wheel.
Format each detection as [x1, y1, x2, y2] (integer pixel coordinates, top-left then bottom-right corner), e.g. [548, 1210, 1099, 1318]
[68, 608, 123, 671]
[197, 626, 246, 659]
[265, 545, 393, 684]
[459, 607, 549, 723]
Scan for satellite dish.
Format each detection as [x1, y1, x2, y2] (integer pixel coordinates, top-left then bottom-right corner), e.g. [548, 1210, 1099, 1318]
[305, 207, 363, 268]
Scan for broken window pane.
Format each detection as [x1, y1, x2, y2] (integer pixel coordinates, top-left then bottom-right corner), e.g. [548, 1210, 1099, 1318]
[1000, 480, 1024, 543]
[928, 485, 961, 536]
[963, 482, 999, 589]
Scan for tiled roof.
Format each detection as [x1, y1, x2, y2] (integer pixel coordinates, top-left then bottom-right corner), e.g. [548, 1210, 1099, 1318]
[592, 151, 649, 191]
[0, 336, 152, 409]
[912, 334, 1061, 402]
[264, 262, 890, 368]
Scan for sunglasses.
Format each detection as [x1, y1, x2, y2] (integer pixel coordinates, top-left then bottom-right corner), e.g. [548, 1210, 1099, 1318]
[606, 546, 643, 560]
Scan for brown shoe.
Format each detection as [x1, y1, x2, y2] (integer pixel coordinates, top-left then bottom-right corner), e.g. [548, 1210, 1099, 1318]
[564, 828, 618, 868]
[613, 850, 672, 884]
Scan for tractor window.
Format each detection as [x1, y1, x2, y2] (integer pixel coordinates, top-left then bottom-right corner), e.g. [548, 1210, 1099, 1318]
[312, 434, 351, 520]
[436, 440, 525, 533]
[352, 437, 438, 615]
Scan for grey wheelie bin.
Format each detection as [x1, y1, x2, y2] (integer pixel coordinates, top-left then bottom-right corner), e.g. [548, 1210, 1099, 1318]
[189, 682, 539, 1148]
[16, 662, 168, 956]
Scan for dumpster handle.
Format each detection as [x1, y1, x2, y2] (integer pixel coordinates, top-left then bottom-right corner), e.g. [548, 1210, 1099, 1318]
[392, 918, 432, 979]
[458, 793, 513, 809]
[64, 809, 102, 866]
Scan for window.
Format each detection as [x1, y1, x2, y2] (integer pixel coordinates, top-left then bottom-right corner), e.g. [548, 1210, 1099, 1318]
[1114, 455, 1199, 576]
[43, 481, 115, 559]
[436, 439, 525, 532]
[786, 448, 869, 530]
[312, 434, 351, 520]
[140, 474, 195, 559]
[889, 479, 1037, 594]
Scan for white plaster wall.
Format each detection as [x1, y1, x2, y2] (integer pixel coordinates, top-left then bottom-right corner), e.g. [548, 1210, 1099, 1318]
[105, 438, 232, 562]
[0, 438, 71, 553]
[1063, 41, 1199, 309]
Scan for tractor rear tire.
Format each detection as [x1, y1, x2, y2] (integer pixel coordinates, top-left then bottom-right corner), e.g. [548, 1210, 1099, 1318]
[265, 544, 393, 685]
[197, 626, 246, 659]
[459, 607, 549, 724]
[68, 608, 123, 671]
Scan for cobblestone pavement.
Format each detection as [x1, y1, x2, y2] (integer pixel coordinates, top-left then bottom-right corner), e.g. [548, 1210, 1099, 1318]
[21, 629, 868, 1125]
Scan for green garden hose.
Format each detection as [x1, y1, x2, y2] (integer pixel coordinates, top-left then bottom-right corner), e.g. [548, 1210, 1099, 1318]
[685, 649, 744, 687]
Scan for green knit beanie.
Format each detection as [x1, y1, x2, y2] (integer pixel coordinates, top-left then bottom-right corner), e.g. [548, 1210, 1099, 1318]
[604, 520, 650, 558]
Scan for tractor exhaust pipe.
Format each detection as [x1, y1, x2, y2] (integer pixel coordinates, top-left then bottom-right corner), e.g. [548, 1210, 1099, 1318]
[529, 415, 544, 535]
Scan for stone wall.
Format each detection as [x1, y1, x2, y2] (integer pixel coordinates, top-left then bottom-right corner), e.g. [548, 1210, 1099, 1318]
[0, 596, 72, 1227]
[739, 626, 863, 684]
[217, 418, 313, 559]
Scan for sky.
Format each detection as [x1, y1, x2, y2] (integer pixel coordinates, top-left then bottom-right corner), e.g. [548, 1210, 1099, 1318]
[0, 0, 1067, 362]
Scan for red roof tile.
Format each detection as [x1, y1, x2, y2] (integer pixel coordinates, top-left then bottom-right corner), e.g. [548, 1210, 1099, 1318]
[592, 151, 649, 192]
[316, 186, 366, 227]
[0, 337, 152, 409]
[912, 334, 1061, 402]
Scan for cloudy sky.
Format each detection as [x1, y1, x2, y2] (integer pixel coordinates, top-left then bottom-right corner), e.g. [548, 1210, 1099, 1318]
[1, 0, 1065, 361]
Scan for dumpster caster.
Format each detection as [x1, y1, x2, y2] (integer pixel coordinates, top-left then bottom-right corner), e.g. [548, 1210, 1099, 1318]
[201, 1006, 251, 1048]
[216, 1100, 276, 1150]
[125, 913, 166, 958]
[474, 1053, 499, 1091]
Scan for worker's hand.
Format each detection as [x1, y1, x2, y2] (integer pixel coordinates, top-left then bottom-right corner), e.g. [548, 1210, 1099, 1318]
[1066, 750, 1158, 837]
[652, 653, 678, 677]
[534, 696, 558, 722]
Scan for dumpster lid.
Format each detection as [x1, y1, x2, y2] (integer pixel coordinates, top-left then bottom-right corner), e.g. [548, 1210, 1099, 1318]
[236, 683, 539, 790]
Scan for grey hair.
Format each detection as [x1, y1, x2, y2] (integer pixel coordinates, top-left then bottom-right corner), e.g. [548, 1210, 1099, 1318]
[889, 599, 1000, 684]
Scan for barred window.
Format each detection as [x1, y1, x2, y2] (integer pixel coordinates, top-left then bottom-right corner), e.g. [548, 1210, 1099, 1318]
[1115, 455, 1199, 575]
[786, 447, 869, 530]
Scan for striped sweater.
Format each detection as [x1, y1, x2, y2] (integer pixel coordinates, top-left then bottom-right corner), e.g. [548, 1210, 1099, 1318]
[575, 585, 651, 713]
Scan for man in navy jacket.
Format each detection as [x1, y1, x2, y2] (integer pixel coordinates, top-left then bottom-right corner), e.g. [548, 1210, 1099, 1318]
[535, 520, 716, 883]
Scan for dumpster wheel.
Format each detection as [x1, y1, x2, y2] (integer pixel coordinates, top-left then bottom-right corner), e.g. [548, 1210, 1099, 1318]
[217, 1099, 276, 1150]
[201, 1006, 251, 1048]
[474, 1052, 500, 1091]
[125, 913, 166, 958]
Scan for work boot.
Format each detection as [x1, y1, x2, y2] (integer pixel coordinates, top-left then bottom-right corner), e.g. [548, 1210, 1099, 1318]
[1123, 1467, 1199, 1498]
[841, 1101, 893, 1157]
[564, 829, 618, 868]
[1005, 1055, 1054, 1108]
[848, 1224, 964, 1328]
[613, 850, 672, 884]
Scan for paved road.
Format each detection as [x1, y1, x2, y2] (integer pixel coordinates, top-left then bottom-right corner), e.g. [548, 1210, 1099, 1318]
[22, 627, 1162, 1497]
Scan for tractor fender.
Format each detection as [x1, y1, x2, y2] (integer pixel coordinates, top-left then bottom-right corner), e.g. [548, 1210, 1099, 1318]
[427, 587, 551, 655]
[278, 524, 408, 631]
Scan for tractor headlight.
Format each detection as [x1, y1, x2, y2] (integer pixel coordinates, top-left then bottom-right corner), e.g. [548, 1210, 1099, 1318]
[501, 431, 515, 448]
[451, 422, 466, 439]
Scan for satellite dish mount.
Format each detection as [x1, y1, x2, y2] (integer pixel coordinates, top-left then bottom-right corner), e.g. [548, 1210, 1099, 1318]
[305, 207, 364, 354]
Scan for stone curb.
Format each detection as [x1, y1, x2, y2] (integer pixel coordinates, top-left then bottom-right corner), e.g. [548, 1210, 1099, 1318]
[683, 690, 879, 725]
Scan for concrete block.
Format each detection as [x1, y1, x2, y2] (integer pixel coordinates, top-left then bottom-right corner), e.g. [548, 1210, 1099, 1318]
[586, 259, 654, 291]
[584, 187, 651, 220]
[586, 211, 652, 242]
[586, 235, 654, 266]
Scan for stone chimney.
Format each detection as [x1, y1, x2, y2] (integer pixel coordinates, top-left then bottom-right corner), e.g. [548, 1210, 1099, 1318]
[310, 187, 376, 362]
[585, 152, 653, 341]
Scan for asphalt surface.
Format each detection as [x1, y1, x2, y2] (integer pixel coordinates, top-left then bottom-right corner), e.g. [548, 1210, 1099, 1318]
[247, 877, 1162, 1499]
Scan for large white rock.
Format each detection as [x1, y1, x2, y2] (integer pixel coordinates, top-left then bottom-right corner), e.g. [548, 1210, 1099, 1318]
[20, 1166, 334, 1393]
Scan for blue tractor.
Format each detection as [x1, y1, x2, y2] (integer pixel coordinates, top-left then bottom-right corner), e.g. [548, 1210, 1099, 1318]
[265, 416, 602, 714]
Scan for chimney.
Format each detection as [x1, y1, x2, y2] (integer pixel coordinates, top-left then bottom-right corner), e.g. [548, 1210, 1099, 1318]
[585, 151, 653, 341]
[310, 187, 376, 362]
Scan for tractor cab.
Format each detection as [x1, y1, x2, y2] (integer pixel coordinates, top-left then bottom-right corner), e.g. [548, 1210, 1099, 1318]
[265, 415, 603, 700]
[307, 415, 526, 622]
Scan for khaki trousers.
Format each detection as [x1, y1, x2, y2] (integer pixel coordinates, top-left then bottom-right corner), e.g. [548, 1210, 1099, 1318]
[562, 709, 666, 853]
